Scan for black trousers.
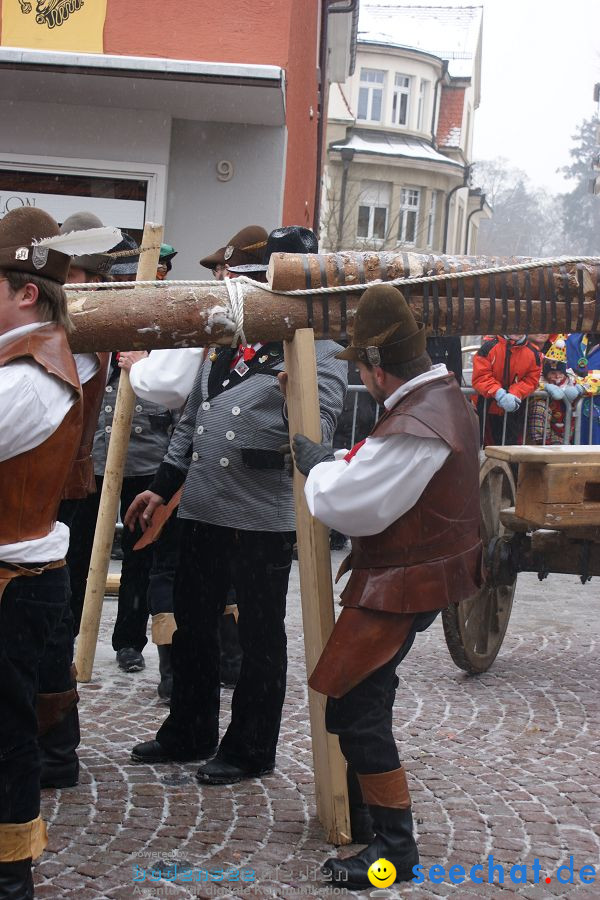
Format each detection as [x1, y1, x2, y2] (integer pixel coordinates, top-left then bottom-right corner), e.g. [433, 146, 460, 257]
[0, 568, 71, 826]
[64, 475, 154, 651]
[147, 514, 181, 618]
[326, 611, 438, 776]
[157, 521, 294, 769]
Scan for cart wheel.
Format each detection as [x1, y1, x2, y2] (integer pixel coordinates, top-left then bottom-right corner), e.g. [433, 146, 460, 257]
[442, 458, 517, 674]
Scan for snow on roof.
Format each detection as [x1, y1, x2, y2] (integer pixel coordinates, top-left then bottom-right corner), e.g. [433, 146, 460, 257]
[358, 1, 482, 79]
[330, 129, 464, 168]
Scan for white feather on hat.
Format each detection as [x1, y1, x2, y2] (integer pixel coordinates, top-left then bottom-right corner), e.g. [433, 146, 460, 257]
[33, 226, 122, 257]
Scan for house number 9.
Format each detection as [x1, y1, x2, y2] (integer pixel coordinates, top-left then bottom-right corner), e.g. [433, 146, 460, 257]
[216, 160, 234, 182]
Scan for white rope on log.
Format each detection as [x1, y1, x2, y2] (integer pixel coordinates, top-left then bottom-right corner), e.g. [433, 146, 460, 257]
[65, 254, 600, 296]
[224, 274, 247, 347]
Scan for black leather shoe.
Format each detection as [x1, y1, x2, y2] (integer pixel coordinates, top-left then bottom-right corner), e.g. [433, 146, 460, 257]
[195, 756, 274, 785]
[130, 739, 217, 764]
[116, 647, 145, 672]
[322, 807, 419, 891]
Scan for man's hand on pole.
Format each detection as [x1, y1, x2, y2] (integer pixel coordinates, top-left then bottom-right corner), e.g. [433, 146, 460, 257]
[124, 490, 165, 532]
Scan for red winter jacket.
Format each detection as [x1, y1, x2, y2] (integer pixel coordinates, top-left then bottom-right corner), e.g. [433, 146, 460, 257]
[472, 336, 542, 416]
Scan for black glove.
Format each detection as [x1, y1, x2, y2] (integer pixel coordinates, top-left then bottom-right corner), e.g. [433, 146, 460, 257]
[292, 434, 335, 476]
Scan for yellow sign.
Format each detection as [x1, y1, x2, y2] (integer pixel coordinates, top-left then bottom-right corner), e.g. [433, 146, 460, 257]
[1, 0, 107, 53]
[367, 857, 397, 888]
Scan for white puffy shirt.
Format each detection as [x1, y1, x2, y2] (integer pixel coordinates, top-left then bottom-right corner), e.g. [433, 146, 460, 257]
[304, 365, 452, 537]
[129, 348, 204, 408]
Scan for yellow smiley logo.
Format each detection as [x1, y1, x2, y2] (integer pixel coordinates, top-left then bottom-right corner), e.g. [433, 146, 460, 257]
[367, 857, 397, 888]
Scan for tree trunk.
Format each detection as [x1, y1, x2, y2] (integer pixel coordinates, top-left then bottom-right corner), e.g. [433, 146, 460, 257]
[67, 265, 600, 350]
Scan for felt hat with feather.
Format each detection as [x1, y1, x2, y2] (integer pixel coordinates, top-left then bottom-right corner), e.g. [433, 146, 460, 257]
[336, 283, 426, 365]
[0, 207, 120, 284]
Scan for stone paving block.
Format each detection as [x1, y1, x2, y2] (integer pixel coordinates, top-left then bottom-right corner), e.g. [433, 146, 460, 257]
[31, 568, 600, 898]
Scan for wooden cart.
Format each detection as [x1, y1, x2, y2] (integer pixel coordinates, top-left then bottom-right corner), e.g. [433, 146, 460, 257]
[443, 445, 600, 673]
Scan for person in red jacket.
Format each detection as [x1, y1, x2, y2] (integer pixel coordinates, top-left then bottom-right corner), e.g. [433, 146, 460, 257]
[472, 335, 542, 446]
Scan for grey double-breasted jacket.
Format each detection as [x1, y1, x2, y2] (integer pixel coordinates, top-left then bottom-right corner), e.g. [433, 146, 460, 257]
[93, 362, 174, 478]
[154, 340, 347, 532]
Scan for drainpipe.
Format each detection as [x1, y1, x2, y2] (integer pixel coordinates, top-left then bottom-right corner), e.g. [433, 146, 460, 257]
[431, 60, 448, 148]
[313, 0, 330, 233]
[337, 146, 355, 250]
[442, 164, 471, 253]
[464, 192, 486, 254]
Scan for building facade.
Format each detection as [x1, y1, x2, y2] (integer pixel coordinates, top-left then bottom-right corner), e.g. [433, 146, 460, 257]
[0, 0, 357, 275]
[321, 2, 490, 256]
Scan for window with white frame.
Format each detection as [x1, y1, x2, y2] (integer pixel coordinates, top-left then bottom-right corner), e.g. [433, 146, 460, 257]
[398, 188, 420, 244]
[392, 74, 411, 126]
[416, 80, 429, 131]
[426, 190, 437, 247]
[357, 180, 391, 240]
[357, 68, 385, 122]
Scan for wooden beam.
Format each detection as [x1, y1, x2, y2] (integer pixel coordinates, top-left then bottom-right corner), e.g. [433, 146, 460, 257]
[283, 329, 351, 845]
[66, 277, 600, 352]
[75, 223, 163, 683]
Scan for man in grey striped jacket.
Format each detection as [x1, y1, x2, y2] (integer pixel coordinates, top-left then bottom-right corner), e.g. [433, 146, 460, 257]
[127, 229, 347, 784]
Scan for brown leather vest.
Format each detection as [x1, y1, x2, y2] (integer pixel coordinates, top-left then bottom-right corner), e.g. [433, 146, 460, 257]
[340, 374, 482, 614]
[63, 352, 109, 499]
[0, 325, 83, 545]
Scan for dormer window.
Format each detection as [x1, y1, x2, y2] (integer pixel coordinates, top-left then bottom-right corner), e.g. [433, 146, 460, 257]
[392, 74, 411, 126]
[357, 68, 385, 122]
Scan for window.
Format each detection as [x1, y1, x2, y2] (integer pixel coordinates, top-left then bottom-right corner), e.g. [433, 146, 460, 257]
[357, 68, 385, 122]
[398, 188, 420, 244]
[357, 180, 391, 240]
[392, 74, 411, 126]
[416, 80, 429, 131]
[426, 190, 437, 247]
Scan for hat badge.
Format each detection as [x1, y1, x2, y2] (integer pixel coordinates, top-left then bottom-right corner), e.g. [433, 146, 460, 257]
[32, 246, 49, 269]
[224, 245, 234, 261]
[15, 247, 29, 260]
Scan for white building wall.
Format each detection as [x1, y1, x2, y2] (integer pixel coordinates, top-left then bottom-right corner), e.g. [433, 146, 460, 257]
[0, 100, 287, 278]
[166, 120, 286, 277]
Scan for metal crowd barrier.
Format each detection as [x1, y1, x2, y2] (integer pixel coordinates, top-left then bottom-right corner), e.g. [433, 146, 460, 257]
[343, 383, 598, 448]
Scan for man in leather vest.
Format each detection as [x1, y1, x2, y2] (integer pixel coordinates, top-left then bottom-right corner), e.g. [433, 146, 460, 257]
[0, 207, 84, 899]
[291, 284, 482, 891]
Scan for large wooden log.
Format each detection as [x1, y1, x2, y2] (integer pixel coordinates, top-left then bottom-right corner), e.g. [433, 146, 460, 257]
[267, 250, 600, 309]
[67, 275, 600, 351]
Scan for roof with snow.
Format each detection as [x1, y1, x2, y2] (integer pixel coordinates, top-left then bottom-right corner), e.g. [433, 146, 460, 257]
[358, 1, 483, 79]
[329, 129, 464, 169]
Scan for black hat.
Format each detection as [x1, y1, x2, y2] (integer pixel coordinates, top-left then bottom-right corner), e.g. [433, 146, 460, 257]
[227, 226, 318, 274]
[110, 232, 140, 275]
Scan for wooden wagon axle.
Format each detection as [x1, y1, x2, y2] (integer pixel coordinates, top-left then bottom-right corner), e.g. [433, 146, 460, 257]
[487, 528, 600, 586]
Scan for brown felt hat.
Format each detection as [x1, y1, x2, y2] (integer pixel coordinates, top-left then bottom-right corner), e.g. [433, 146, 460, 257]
[0, 207, 71, 284]
[199, 225, 268, 271]
[60, 211, 113, 275]
[336, 283, 426, 365]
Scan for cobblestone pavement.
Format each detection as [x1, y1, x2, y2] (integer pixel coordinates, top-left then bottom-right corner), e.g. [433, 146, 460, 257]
[35, 554, 600, 899]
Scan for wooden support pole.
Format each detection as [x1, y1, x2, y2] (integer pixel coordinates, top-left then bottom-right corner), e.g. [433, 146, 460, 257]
[283, 329, 351, 845]
[75, 223, 163, 682]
